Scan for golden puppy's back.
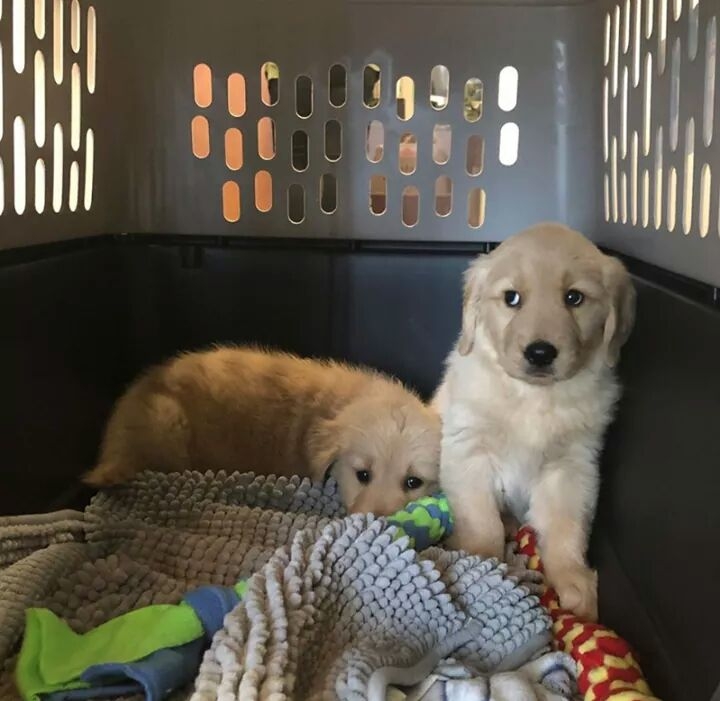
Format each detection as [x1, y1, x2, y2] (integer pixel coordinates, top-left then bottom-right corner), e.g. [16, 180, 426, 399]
[85, 346, 388, 486]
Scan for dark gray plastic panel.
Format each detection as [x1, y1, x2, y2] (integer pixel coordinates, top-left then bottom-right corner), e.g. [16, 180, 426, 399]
[595, 0, 720, 286]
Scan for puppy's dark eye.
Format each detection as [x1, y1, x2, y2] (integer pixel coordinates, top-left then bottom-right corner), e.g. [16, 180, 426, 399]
[504, 290, 522, 308]
[404, 476, 424, 491]
[565, 289, 584, 307]
[356, 470, 371, 484]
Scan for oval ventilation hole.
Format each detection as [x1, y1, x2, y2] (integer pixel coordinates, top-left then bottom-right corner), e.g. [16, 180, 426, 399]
[292, 130, 309, 172]
[396, 76, 414, 120]
[433, 124, 451, 165]
[642, 168, 650, 227]
[603, 77, 609, 162]
[228, 73, 246, 117]
[369, 175, 386, 215]
[191, 116, 210, 159]
[643, 52, 653, 155]
[466, 135, 484, 176]
[658, 0, 668, 74]
[13, 116, 26, 214]
[35, 0, 45, 39]
[604, 12, 611, 66]
[468, 188, 486, 229]
[86, 6, 96, 94]
[261, 62, 279, 107]
[689, 0, 700, 60]
[288, 184, 305, 224]
[70, 0, 80, 52]
[224, 128, 243, 171]
[498, 66, 519, 112]
[631, 131, 639, 225]
[258, 117, 276, 160]
[329, 64, 346, 107]
[667, 167, 678, 232]
[499, 123, 519, 166]
[35, 158, 45, 213]
[13, 0, 25, 74]
[623, 0, 631, 53]
[0, 159, 4, 214]
[435, 176, 452, 217]
[366, 121, 383, 163]
[84, 128, 94, 211]
[35, 50, 45, 147]
[402, 186, 419, 227]
[621, 66, 629, 158]
[633, 0, 641, 85]
[704, 17, 716, 146]
[604, 173, 610, 221]
[255, 171, 272, 213]
[320, 174, 337, 215]
[222, 182, 240, 223]
[71, 63, 81, 150]
[430, 65, 449, 110]
[52, 122, 63, 212]
[464, 79, 483, 122]
[399, 133, 417, 175]
[296, 75, 313, 118]
[363, 64, 381, 108]
[683, 118, 695, 235]
[645, 0, 654, 38]
[673, 0, 681, 21]
[68, 160, 79, 212]
[325, 120, 342, 162]
[654, 125, 664, 229]
[699, 163, 711, 237]
[193, 64, 212, 108]
[669, 38, 681, 151]
[53, 0, 63, 83]
[611, 136, 619, 222]
[612, 5, 620, 95]
[620, 172, 628, 224]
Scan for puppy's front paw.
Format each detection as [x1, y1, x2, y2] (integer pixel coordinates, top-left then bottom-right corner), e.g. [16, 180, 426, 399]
[551, 566, 598, 621]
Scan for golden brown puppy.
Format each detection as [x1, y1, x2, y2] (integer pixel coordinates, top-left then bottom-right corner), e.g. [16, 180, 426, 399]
[86, 347, 441, 516]
[434, 223, 635, 620]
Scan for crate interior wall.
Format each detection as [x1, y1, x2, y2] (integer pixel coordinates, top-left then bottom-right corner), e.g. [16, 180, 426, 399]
[0, 1, 719, 700]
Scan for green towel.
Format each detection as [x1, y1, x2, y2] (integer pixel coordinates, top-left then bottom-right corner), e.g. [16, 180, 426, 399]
[15, 604, 204, 700]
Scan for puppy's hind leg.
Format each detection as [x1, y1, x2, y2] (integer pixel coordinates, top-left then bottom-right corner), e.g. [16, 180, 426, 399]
[84, 381, 190, 487]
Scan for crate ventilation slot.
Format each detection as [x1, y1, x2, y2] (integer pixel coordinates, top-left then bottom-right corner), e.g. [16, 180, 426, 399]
[190, 62, 519, 227]
[0, 0, 97, 217]
[604, 0, 718, 238]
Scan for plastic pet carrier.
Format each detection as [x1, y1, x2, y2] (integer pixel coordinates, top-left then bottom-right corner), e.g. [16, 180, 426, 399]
[0, 0, 719, 699]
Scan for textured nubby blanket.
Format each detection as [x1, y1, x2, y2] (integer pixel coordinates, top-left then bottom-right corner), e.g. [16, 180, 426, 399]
[0, 472, 565, 700]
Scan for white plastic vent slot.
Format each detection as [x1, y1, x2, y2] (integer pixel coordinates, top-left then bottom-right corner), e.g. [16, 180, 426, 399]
[654, 126, 664, 229]
[34, 50, 45, 147]
[669, 38, 681, 151]
[704, 18, 716, 147]
[499, 122, 519, 166]
[35, 0, 44, 39]
[70, 0, 80, 53]
[682, 118, 695, 235]
[498, 66, 518, 112]
[68, 160, 79, 212]
[699, 163, 711, 236]
[52, 123, 62, 212]
[84, 128, 94, 211]
[71, 63, 81, 150]
[53, 0, 62, 84]
[0, 159, 4, 215]
[689, 0, 699, 61]
[13, 117, 26, 214]
[13, 0, 25, 73]
[0, 43, 3, 141]
[86, 5, 95, 93]
[35, 158, 45, 213]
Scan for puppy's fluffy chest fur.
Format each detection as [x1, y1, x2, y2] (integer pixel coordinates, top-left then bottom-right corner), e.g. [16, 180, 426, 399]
[437, 347, 619, 519]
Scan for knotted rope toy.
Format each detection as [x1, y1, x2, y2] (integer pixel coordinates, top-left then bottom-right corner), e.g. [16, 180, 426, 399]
[386, 493, 659, 701]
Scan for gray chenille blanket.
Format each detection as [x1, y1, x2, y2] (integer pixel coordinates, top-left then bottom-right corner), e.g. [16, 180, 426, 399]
[0, 471, 578, 700]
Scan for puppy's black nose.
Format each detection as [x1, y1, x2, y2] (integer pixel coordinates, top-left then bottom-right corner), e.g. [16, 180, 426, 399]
[524, 341, 558, 367]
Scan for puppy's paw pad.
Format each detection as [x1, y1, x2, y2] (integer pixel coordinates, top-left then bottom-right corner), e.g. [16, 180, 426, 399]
[553, 567, 598, 621]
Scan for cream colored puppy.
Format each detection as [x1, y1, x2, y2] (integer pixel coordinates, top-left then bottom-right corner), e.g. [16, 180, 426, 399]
[434, 223, 635, 620]
[86, 347, 441, 515]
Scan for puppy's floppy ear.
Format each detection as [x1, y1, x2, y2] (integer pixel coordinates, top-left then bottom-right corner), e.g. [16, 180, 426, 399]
[602, 255, 636, 367]
[458, 255, 492, 356]
[306, 418, 341, 482]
